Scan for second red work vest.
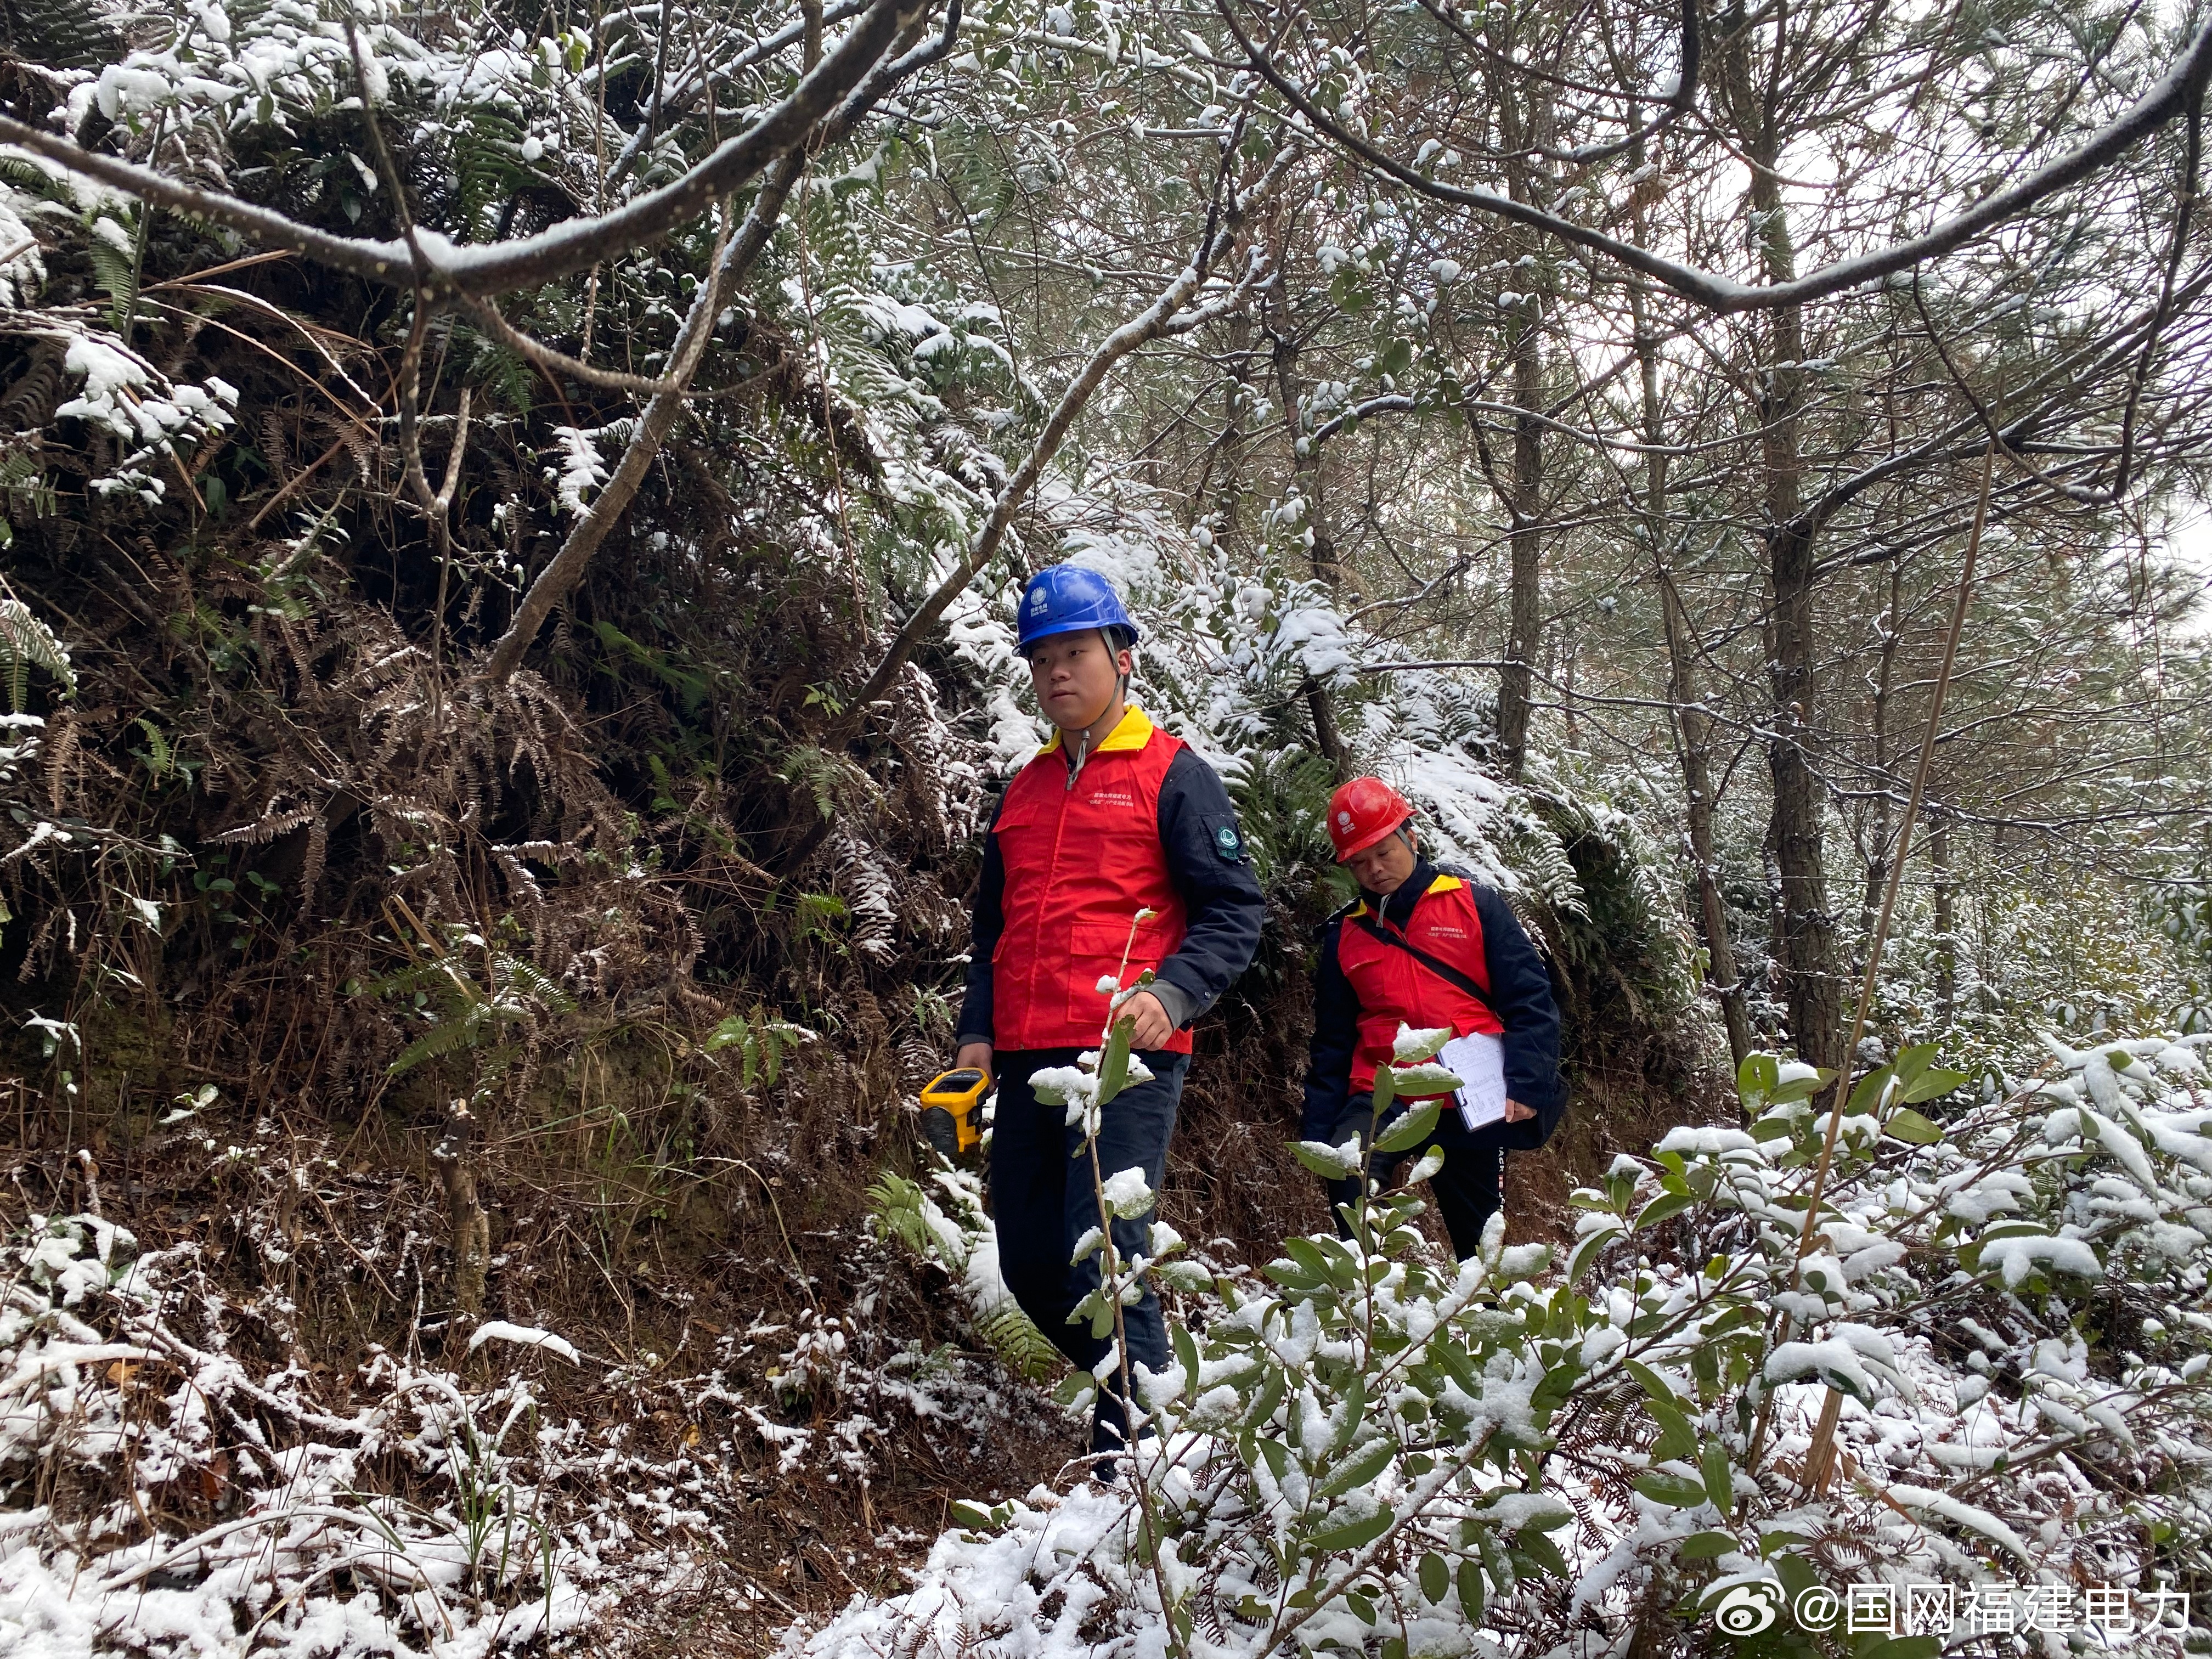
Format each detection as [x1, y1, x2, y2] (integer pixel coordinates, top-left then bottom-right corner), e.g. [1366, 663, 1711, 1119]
[1338, 874, 1501, 1096]
[991, 707, 1193, 1053]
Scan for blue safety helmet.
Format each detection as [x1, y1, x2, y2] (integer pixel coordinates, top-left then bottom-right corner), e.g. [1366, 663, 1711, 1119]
[1014, 564, 1141, 656]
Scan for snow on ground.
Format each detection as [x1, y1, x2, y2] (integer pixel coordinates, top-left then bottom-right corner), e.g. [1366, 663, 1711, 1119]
[0, 1152, 1060, 1658]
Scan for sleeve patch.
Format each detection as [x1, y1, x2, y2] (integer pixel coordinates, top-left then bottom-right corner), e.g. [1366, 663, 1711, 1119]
[1204, 814, 1247, 863]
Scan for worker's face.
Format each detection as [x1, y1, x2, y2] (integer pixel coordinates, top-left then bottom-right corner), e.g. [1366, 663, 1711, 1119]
[1344, 825, 1419, 896]
[1026, 629, 1132, 733]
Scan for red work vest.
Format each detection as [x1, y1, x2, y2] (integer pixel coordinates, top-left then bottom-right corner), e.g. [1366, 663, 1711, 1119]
[991, 707, 1193, 1053]
[1338, 874, 1501, 1096]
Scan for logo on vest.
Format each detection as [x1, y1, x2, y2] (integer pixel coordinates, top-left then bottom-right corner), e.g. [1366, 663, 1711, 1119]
[1425, 926, 1467, 940]
[1085, 789, 1137, 808]
[1214, 824, 1243, 861]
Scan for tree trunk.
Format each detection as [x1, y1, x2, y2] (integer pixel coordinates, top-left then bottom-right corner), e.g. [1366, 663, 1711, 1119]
[1633, 259, 1751, 1068]
[1496, 289, 1545, 780]
[434, 1103, 492, 1317]
[1762, 366, 1842, 1068]
[1484, 66, 1549, 781]
[1932, 816, 1957, 1028]
[1725, 19, 1842, 1070]
[1266, 268, 1341, 589]
[1857, 561, 1904, 957]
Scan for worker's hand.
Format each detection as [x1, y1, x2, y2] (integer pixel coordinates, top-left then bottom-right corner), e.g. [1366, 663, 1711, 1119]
[1503, 1097, 1534, 1124]
[1117, 990, 1177, 1051]
[953, 1041, 993, 1085]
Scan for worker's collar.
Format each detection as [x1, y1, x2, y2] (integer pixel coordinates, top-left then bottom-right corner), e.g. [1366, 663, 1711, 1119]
[1039, 703, 1153, 759]
[1352, 859, 1459, 928]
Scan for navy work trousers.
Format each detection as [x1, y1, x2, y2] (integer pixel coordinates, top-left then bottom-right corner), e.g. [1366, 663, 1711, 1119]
[1324, 1094, 1504, 1260]
[989, 1047, 1188, 1446]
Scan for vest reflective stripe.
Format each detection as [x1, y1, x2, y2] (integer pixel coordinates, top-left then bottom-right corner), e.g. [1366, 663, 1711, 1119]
[1337, 875, 1500, 1096]
[991, 710, 1193, 1053]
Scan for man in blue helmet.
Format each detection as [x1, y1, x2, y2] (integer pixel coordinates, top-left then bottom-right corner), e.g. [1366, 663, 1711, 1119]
[951, 563, 1264, 1474]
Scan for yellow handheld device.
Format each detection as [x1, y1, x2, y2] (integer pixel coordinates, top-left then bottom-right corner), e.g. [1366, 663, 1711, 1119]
[919, 1068, 991, 1159]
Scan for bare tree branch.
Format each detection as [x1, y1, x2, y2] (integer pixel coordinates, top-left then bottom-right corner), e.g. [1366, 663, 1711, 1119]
[843, 140, 1302, 724]
[1219, 0, 2212, 314]
[0, 0, 921, 299]
[483, 0, 966, 685]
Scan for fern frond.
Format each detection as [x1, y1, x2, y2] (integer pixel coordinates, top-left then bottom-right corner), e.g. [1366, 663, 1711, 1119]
[0, 592, 75, 710]
[387, 1002, 525, 1076]
[497, 955, 577, 1014]
[973, 1301, 1064, 1384]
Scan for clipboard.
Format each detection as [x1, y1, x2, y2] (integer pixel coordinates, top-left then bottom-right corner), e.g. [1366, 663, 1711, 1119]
[1438, 1031, 1509, 1133]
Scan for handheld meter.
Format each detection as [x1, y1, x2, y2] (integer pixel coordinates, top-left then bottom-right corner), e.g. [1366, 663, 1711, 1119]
[919, 1068, 991, 1159]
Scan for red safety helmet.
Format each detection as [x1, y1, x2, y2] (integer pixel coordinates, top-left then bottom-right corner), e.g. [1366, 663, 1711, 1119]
[1327, 776, 1415, 861]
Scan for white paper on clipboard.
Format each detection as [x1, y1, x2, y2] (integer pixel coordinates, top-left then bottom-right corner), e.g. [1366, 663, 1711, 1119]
[1439, 1031, 1509, 1133]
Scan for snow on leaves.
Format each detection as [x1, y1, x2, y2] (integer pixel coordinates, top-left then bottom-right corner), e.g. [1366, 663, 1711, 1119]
[798, 1034, 2212, 1659]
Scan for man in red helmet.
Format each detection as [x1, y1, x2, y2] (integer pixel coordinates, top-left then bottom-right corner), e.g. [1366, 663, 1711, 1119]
[1302, 776, 1565, 1256]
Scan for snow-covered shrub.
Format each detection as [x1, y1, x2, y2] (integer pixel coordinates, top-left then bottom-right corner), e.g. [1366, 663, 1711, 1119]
[799, 1030, 2212, 1658]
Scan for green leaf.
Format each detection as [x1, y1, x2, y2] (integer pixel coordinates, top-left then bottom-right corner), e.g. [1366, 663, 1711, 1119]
[1623, 1359, 1681, 1404]
[1172, 1323, 1202, 1396]
[1378, 338, 1414, 377]
[1768, 1068, 1835, 1105]
[1846, 1065, 1893, 1117]
[1419, 1551, 1449, 1604]
[1679, 1531, 1737, 1559]
[1317, 1435, 1395, 1498]
[1455, 1557, 1486, 1623]
[1528, 1361, 1580, 1416]
[1890, 1043, 1937, 1088]
[1097, 1014, 1133, 1108]
[1293, 1140, 1361, 1178]
[1566, 1224, 1623, 1281]
[1393, 1024, 1453, 1064]
[1770, 1551, 1821, 1606]
[1241, 1365, 1286, 1434]
[1515, 1527, 1567, 1577]
[1884, 1107, 1944, 1145]
[1329, 1374, 1367, 1454]
[1284, 1237, 1335, 1280]
[1310, 1503, 1393, 1551]
[1390, 1062, 1463, 1095]
[1372, 1065, 1396, 1111]
[1647, 1401, 1698, 1464]
[1701, 1438, 1734, 1510]
[1374, 1098, 1442, 1155]
[1900, 1068, 1968, 1105]
[1735, 1052, 1779, 1108]
[950, 1499, 997, 1530]
[1632, 1472, 1713, 1508]
[1633, 1191, 1697, 1230]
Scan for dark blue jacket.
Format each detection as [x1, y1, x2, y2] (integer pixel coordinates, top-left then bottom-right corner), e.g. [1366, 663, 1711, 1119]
[1300, 859, 1566, 1150]
[956, 743, 1265, 1049]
